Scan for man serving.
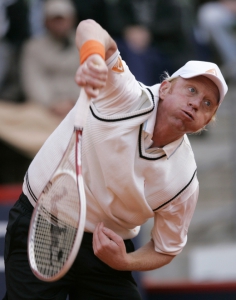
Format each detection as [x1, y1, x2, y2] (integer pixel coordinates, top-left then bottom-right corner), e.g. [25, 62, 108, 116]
[3, 19, 228, 300]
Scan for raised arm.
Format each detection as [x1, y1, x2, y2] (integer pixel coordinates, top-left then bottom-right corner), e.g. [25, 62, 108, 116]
[76, 19, 117, 60]
[75, 19, 117, 98]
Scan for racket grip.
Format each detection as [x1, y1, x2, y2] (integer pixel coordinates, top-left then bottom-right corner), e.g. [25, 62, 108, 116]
[75, 88, 90, 128]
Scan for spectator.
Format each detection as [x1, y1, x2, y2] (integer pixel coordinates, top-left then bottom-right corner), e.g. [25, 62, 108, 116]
[196, 0, 236, 79]
[28, 0, 45, 37]
[0, 0, 28, 102]
[124, 0, 198, 72]
[0, 39, 13, 99]
[81, 0, 199, 73]
[5, 0, 29, 48]
[20, 0, 80, 118]
[0, 0, 80, 178]
[116, 24, 169, 85]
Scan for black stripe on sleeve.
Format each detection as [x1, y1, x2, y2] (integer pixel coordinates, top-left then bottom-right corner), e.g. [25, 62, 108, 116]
[26, 171, 37, 202]
[153, 169, 197, 211]
[90, 87, 155, 122]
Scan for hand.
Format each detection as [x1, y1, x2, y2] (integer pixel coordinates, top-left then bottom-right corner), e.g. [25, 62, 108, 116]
[75, 54, 108, 98]
[93, 222, 129, 270]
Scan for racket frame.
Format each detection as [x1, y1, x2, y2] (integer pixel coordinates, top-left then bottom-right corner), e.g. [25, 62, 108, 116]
[28, 92, 89, 282]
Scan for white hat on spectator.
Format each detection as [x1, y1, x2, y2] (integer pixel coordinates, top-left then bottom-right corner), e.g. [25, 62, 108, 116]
[44, 0, 75, 18]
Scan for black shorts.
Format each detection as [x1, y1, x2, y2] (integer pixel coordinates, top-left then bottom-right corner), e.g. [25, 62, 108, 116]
[3, 193, 142, 300]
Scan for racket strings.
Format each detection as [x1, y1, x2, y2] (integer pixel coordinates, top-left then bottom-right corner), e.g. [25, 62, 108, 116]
[33, 215, 76, 275]
[29, 174, 80, 278]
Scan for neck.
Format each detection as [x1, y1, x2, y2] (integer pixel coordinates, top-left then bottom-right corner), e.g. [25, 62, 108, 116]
[152, 107, 184, 148]
[152, 126, 184, 148]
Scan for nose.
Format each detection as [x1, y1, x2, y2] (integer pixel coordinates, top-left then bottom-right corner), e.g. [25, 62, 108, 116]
[188, 97, 201, 110]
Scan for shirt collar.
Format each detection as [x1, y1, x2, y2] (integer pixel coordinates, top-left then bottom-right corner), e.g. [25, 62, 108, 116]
[162, 136, 185, 158]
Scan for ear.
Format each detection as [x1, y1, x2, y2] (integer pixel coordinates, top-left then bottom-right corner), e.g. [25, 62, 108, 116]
[159, 80, 171, 99]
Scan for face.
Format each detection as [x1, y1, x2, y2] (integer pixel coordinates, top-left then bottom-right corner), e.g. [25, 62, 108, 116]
[45, 15, 75, 39]
[158, 76, 220, 134]
[123, 25, 151, 52]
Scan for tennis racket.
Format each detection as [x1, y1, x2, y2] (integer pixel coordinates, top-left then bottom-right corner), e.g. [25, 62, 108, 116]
[28, 89, 89, 282]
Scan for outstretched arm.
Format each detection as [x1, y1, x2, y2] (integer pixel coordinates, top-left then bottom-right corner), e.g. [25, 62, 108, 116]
[75, 19, 117, 98]
[93, 222, 174, 272]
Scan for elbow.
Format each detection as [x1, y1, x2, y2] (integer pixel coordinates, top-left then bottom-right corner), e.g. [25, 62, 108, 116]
[165, 254, 176, 266]
[155, 253, 175, 270]
[151, 253, 176, 271]
[160, 252, 176, 267]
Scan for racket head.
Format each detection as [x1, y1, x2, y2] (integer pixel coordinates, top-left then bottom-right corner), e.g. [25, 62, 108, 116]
[28, 130, 86, 282]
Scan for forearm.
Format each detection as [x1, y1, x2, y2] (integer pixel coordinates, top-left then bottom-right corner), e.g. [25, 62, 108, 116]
[125, 240, 175, 272]
[76, 19, 117, 60]
[93, 223, 175, 272]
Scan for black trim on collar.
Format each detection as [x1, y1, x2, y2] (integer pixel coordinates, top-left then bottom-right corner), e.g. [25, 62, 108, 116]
[146, 87, 155, 102]
[90, 87, 155, 122]
[138, 125, 166, 161]
[26, 171, 37, 202]
[153, 169, 197, 211]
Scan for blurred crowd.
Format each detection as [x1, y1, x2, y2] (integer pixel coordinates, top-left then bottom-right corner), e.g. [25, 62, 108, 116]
[3, 0, 236, 104]
[1, 0, 236, 184]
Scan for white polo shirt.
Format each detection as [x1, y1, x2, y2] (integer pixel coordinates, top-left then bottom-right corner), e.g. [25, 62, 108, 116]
[23, 50, 199, 256]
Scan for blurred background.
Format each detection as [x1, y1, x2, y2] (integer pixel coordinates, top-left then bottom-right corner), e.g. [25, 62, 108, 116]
[1, 0, 236, 299]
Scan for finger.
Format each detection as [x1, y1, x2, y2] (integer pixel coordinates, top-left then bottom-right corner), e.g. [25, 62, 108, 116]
[84, 85, 100, 98]
[86, 58, 108, 82]
[101, 226, 123, 246]
[75, 72, 106, 90]
[93, 222, 106, 249]
[75, 75, 87, 87]
[74, 66, 88, 86]
[85, 77, 106, 90]
[76, 72, 106, 92]
[87, 61, 108, 77]
[84, 66, 108, 85]
[87, 54, 107, 69]
[92, 223, 101, 252]
[96, 222, 108, 243]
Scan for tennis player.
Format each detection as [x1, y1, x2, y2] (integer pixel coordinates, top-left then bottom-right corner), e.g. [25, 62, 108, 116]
[3, 19, 228, 299]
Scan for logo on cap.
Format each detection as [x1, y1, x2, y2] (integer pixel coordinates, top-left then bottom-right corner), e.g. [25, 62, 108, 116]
[205, 69, 217, 76]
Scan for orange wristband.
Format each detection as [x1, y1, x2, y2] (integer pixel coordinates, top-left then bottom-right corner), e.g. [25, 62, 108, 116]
[80, 40, 105, 64]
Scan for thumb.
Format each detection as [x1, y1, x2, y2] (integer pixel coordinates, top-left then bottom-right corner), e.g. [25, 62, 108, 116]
[87, 54, 106, 70]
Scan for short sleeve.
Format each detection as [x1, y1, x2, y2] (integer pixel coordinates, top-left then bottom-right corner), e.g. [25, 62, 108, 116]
[151, 181, 199, 255]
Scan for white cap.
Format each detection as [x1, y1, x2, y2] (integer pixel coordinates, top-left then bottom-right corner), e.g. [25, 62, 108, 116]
[168, 61, 228, 104]
[44, 0, 75, 18]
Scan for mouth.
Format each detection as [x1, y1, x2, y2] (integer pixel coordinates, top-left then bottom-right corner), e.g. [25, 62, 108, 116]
[182, 110, 194, 120]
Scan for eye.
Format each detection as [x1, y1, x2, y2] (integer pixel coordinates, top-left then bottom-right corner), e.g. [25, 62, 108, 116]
[203, 99, 211, 107]
[188, 87, 196, 93]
